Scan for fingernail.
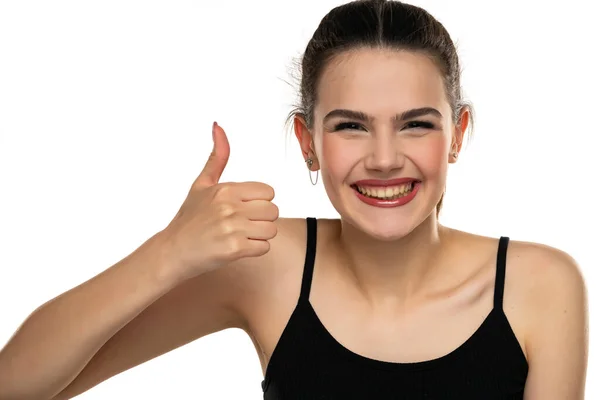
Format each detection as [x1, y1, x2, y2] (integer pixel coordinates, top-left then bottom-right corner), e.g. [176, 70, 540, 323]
[212, 121, 217, 141]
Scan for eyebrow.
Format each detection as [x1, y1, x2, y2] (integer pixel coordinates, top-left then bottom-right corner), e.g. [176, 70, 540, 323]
[322, 107, 443, 124]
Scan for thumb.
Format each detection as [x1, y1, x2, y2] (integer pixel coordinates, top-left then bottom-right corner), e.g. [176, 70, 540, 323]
[196, 122, 230, 187]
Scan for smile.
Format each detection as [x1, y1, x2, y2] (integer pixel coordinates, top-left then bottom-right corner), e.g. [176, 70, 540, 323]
[350, 179, 421, 208]
[353, 182, 416, 200]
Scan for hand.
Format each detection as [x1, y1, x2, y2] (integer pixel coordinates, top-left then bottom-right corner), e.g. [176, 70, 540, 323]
[160, 122, 279, 281]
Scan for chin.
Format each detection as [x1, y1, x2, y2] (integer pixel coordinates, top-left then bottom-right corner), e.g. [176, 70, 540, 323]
[353, 214, 420, 241]
[331, 183, 436, 241]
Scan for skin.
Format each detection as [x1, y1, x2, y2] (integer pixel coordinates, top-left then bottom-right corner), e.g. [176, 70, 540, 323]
[288, 48, 589, 397]
[2, 48, 587, 399]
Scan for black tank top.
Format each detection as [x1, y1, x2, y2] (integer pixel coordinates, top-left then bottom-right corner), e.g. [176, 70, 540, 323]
[261, 217, 529, 399]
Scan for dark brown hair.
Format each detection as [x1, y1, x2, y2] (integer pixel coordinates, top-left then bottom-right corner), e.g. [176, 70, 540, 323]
[289, 0, 474, 216]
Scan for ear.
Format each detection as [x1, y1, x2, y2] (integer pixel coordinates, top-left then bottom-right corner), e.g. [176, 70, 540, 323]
[294, 114, 320, 171]
[448, 106, 470, 163]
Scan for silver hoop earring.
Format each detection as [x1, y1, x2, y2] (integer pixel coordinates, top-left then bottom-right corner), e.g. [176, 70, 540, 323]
[452, 151, 458, 159]
[306, 158, 319, 186]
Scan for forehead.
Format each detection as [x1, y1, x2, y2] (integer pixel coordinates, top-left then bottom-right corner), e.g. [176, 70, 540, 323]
[315, 48, 449, 119]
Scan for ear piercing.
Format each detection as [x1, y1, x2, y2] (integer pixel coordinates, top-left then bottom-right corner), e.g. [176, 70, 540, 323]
[306, 158, 319, 186]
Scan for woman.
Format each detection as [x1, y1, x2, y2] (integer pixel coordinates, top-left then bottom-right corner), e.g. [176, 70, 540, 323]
[0, 0, 588, 399]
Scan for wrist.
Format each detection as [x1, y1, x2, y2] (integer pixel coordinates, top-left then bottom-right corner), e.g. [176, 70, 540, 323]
[139, 231, 186, 289]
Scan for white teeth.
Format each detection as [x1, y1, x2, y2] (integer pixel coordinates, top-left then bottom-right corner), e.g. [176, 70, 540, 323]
[354, 183, 416, 200]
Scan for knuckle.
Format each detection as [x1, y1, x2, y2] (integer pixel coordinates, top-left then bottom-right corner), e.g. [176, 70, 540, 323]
[214, 183, 233, 198]
[216, 202, 236, 218]
[226, 235, 246, 256]
[217, 217, 236, 236]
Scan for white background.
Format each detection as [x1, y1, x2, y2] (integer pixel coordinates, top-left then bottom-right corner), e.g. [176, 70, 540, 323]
[0, 0, 598, 398]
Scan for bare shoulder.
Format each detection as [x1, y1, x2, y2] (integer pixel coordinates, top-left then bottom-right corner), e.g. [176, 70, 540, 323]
[502, 239, 588, 340]
[503, 240, 589, 397]
[449, 231, 587, 357]
[226, 217, 310, 323]
[435, 230, 589, 397]
[504, 239, 587, 313]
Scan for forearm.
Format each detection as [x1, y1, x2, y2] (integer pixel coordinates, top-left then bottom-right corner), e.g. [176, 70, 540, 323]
[0, 233, 179, 400]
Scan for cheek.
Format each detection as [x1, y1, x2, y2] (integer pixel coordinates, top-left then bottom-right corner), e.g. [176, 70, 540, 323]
[320, 136, 362, 178]
[410, 136, 449, 179]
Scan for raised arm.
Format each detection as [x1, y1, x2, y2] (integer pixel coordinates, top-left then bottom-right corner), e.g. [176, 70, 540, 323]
[0, 123, 279, 400]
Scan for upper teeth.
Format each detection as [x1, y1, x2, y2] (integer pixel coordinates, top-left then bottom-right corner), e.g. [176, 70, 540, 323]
[355, 183, 414, 199]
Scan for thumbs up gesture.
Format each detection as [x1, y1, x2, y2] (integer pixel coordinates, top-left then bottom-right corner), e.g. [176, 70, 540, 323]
[161, 122, 279, 282]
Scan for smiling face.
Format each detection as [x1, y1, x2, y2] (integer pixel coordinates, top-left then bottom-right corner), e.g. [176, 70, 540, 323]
[295, 48, 467, 240]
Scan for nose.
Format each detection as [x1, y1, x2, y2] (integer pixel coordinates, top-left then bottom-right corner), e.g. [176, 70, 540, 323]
[364, 131, 404, 173]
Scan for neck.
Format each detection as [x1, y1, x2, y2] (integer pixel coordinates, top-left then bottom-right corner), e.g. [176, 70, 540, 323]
[334, 214, 452, 307]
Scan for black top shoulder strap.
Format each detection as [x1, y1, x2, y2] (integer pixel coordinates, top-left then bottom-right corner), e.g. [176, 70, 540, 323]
[494, 236, 510, 310]
[299, 217, 318, 303]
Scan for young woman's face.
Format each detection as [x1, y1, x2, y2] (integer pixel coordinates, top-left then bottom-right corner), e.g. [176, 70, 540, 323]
[298, 48, 463, 240]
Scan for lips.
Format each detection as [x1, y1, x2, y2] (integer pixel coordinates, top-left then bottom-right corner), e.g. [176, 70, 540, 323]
[350, 178, 421, 208]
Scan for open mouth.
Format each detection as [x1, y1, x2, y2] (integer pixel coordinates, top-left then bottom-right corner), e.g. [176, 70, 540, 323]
[350, 181, 419, 201]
